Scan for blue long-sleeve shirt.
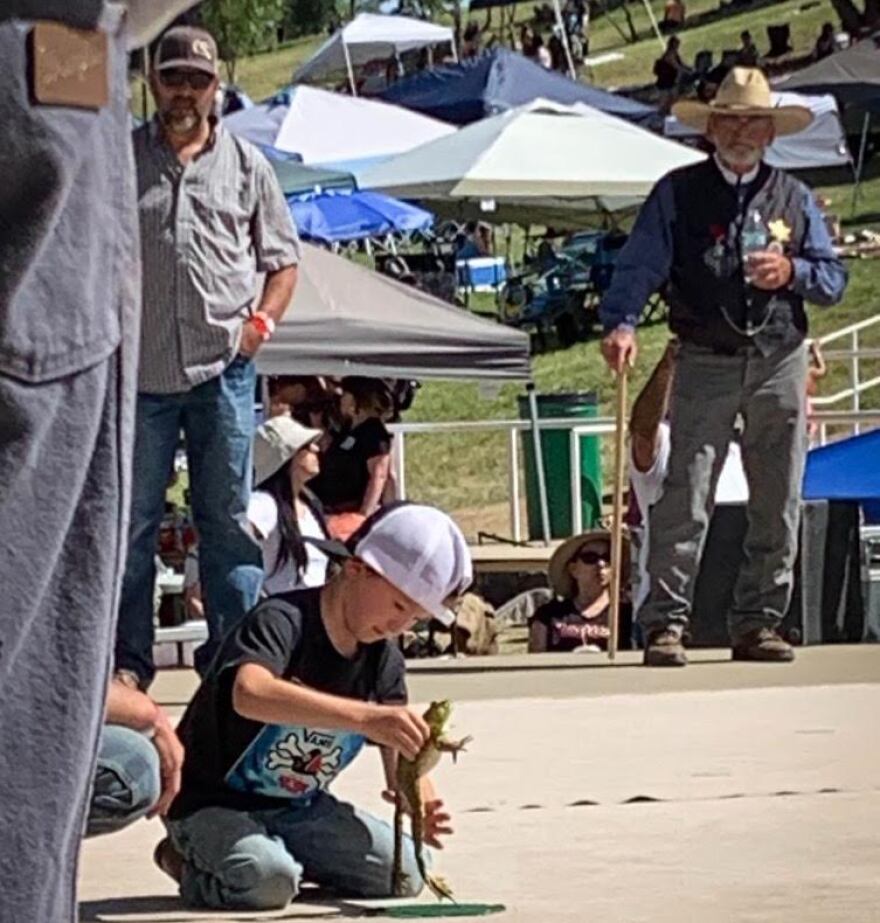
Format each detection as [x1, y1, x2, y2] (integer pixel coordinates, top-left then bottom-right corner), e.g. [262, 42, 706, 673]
[599, 165, 848, 333]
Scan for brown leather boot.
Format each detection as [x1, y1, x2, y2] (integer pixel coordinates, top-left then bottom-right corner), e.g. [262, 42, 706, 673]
[643, 626, 688, 667]
[731, 627, 795, 662]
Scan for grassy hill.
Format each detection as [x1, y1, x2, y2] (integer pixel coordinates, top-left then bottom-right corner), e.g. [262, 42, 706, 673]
[225, 2, 880, 538]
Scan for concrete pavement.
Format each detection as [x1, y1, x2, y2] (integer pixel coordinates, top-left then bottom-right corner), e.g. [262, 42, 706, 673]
[79, 647, 880, 922]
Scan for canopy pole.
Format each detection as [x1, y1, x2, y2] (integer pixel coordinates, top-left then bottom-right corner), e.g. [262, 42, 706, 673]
[552, 0, 577, 79]
[641, 0, 665, 48]
[527, 382, 552, 546]
[342, 39, 357, 97]
[851, 111, 871, 216]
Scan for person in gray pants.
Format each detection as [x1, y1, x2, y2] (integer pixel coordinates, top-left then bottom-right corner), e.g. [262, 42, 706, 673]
[599, 68, 847, 667]
[0, 4, 197, 921]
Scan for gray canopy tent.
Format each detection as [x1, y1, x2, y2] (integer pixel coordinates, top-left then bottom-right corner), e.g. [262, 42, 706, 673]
[256, 244, 554, 540]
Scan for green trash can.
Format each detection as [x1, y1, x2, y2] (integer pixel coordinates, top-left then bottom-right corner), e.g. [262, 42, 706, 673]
[517, 392, 603, 540]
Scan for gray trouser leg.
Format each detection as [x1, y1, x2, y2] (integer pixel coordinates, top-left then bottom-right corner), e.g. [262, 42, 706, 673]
[0, 356, 129, 923]
[730, 344, 808, 638]
[637, 344, 741, 633]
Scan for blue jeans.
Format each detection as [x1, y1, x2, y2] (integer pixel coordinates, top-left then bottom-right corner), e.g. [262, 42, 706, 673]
[167, 793, 426, 911]
[86, 726, 161, 838]
[115, 356, 263, 685]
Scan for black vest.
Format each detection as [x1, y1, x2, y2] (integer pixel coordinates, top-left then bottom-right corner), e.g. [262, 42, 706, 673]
[666, 159, 808, 355]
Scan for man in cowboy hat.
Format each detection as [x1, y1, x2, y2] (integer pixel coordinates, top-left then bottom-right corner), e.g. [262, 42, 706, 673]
[599, 67, 847, 667]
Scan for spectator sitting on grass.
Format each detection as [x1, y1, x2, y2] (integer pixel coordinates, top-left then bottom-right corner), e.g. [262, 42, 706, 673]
[528, 530, 625, 653]
[654, 37, 690, 109]
[661, 0, 686, 33]
[813, 22, 836, 60]
[737, 30, 760, 67]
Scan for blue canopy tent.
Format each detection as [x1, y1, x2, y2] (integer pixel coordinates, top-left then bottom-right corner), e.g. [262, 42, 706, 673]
[378, 47, 656, 125]
[289, 190, 434, 244]
[803, 429, 880, 522]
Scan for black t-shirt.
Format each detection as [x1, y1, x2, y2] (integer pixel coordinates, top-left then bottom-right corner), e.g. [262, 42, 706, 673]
[169, 588, 407, 820]
[310, 418, 392, 512]
[530, 598, 610, 652]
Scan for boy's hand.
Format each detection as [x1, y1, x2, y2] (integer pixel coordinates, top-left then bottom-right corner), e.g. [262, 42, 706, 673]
[361, 704, 429, 760]
[380, 792, 454, 849]
[422, 798, 453, 849]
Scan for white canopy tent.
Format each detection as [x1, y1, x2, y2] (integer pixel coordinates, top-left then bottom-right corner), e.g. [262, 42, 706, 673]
[356, 98, 705, 217]
[663, 91, 851, 171]
[224, 85, 454, 171]
[293, 13, 457, 95]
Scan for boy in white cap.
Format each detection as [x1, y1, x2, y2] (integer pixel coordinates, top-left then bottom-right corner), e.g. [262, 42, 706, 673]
[156, 503, 472, 911]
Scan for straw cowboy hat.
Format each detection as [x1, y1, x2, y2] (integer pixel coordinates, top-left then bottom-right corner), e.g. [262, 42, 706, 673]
[253, 415, 322, 487]
[548, 528, 630, 599]
[672, 67, 812, 137]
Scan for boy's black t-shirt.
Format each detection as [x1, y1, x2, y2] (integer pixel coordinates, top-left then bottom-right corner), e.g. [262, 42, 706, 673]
[168, 588, 407, 820]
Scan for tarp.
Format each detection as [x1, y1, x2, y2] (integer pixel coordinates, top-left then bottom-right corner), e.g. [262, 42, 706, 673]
[290, 190, 433, 242]
[357, 98, 704, 216]
[293, 13, 455, 84]
[803, 429, 880, 501]
[378, 47, 656, 125]
[270, 160, 356, 198]
[224, 85, 454, 168]
[776, 35, 880, 110]
[664, 92, 851, 170]
[256, 244, 531, 380]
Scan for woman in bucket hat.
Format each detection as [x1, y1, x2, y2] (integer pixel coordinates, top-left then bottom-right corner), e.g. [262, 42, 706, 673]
[529, 529, 630, 653]
[599, 67, 846, 667]
[250, 416, 331, 593]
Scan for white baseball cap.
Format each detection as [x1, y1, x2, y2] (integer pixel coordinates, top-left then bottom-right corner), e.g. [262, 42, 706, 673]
[351, 504, 472, 627]
[253, 416, 321, 487]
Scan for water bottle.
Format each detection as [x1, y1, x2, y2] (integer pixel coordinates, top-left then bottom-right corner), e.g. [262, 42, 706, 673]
[741, 209, 767, 283]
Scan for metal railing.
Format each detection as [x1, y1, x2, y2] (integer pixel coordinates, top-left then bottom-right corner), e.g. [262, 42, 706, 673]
[390, 403, 880, 544]
[390, 415, 616, 544]
[813, 314, 880, 435]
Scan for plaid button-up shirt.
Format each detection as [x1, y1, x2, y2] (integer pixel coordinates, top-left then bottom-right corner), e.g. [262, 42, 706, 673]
[134, 119, 300, 393]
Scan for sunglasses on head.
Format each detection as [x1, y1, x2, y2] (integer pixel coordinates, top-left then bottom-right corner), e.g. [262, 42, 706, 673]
[576, 549, 609, 566]
[158, 69, 214, 90]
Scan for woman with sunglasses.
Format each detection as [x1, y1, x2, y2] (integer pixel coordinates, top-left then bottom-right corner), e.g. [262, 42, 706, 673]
[248, 416, 331, 593]
[528, 530, 624, 653]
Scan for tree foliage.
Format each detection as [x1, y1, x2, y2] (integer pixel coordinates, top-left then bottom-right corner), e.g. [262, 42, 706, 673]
[200, 0, 286, 82]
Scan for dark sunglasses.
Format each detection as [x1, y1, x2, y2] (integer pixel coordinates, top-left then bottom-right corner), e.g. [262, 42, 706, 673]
[158, 69, 214, 91]
[576, 549, 609, 566]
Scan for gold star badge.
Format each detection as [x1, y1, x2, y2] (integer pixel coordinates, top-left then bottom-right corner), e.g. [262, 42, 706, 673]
[768, 218, 792, 244]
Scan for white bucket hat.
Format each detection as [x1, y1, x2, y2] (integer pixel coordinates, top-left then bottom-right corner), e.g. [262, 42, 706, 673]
[253, 416, 322, 487]
[350, 504, 473, 627]
[672, 67, 813, 137]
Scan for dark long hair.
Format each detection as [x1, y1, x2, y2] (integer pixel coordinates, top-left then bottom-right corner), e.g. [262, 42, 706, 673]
[259, 463, 308, 582]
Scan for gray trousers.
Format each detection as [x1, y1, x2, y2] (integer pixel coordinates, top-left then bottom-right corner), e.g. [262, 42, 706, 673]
[0, 8, 138, 922]
[638, 341, 808, 640]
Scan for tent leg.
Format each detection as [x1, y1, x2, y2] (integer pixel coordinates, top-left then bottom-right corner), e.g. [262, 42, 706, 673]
[343, 40, 357, 96]
[641, 0, 665, 48]
[552, 0, 577, 78]
[527, 383, 551, 546]
[851, 111, 871, 216]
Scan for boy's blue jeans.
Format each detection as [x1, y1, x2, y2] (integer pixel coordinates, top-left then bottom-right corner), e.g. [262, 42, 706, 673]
[86, 726, 160, 838]
[167, 793, 426, 911]
[114, 356, 263, 686]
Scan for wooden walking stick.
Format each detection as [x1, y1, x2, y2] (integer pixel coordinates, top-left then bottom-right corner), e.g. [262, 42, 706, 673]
[608, 366, 629, 662]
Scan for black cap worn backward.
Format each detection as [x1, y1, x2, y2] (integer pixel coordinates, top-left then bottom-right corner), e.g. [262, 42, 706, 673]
[154, 26, 218, 76]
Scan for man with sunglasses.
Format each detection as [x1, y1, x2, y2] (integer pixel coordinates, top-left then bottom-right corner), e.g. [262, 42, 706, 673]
[116, 26, 301, 691]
